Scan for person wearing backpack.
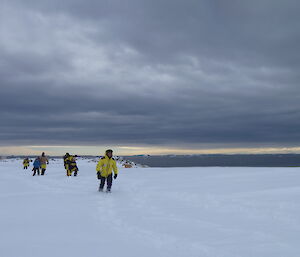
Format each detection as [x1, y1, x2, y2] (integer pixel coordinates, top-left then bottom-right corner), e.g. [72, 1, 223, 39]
[65, 154, 79, 177]
[63, 153, 70, 176]
[32, 157, 41, 176]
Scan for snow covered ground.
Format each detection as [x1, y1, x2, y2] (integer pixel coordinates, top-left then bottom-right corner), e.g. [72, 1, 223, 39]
[0, 158, 300, 257]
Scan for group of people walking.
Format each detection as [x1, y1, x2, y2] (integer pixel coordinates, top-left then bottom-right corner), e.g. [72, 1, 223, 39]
[23, 149, 119, 192]
[63, 153, 79, 176]
[23, 152, 49, 176]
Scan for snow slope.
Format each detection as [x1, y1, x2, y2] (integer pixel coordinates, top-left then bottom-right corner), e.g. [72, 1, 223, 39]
[0, 158, 300, 257]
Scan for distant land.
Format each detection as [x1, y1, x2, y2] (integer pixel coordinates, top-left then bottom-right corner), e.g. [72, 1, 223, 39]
[2, 154, 300, 167]
[123, 154, 300, 167]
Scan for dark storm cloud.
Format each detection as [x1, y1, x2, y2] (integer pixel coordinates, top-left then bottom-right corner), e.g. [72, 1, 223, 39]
[1, 0, 300, 148]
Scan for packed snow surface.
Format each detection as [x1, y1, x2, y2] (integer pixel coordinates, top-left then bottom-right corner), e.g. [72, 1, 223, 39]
[0, 158, 300, 257]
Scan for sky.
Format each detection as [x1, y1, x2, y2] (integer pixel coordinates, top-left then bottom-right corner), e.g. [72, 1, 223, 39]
[1, 0, 300, 156]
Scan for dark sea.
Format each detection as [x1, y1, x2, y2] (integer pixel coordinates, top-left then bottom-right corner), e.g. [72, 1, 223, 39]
[123, 154, 300, 167]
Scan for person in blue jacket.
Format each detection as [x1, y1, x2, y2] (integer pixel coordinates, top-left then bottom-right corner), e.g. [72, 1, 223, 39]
[32, 157, 41, 176]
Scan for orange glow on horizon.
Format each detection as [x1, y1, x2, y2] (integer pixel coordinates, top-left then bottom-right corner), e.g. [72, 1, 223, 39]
[1, 145, 300, 156]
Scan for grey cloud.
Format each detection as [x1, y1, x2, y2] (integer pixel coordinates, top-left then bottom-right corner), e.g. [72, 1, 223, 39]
[1, 0, 300, 149]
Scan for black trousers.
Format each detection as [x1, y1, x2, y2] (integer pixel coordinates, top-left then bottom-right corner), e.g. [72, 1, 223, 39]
[99, 174, 113, 190]
[32, 167, 40, 176]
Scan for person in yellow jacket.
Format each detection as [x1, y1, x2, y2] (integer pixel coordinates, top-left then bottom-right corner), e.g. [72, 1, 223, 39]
[96, 149, 118, 192]
[23, 158, 30, 169]
[40, 152, 49, 175]
[65, 155, 79, 177]
[63, 153, 70, 176]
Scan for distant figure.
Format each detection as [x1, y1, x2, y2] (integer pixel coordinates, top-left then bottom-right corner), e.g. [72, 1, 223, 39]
[23, 158, 30, 169]
[96, 149, 118, 192]
[32, 157, 41, 176]
[63, 153, 70, 176]
[40, 152, 49, 175]
[123, 163, 132, 168]
[65, 154, 79, 177]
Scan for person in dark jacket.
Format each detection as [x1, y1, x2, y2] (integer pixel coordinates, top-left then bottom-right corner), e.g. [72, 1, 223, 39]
[32, 157, 41, 176]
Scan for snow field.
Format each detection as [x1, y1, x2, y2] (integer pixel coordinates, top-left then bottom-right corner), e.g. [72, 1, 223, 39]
[0, 159, 300, 257]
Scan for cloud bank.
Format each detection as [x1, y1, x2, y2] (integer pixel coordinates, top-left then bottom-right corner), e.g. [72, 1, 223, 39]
[1, 0, 300, 152]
